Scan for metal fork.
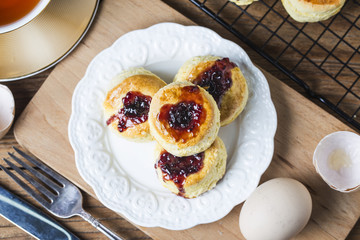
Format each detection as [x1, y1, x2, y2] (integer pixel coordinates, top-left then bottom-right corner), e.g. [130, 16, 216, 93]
[0, 147, 123, 240]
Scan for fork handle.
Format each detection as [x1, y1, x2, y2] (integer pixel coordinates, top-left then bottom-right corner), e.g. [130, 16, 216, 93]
[79, 210, 124, 240]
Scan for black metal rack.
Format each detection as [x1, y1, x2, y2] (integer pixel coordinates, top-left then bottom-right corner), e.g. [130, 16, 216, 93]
[189, 0, 360, 131]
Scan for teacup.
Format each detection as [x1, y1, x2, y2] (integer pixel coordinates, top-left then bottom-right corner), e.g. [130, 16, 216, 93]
[0, 0, 50, 34]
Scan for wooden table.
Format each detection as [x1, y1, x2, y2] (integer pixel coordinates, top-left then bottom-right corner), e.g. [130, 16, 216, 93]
[1, 1, 359, 239]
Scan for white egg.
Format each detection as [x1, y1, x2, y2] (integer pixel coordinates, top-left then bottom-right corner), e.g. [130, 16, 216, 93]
[239, 178, 312, 240]
[0, 84, 15, 139]
[313, 131, 360, 193]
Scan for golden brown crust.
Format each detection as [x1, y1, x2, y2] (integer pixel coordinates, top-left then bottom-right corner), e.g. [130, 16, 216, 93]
[103, 68, 166, 141]
[221, 67, 249, 125]
[174, 56, 248, 126]
[149, 81, 220, 156]
[282, 0, 345, 22]
[154, 137, 227, 198]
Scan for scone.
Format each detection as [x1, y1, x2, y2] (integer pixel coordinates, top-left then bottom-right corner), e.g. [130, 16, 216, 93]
[154, 137, 227, 198]
[230, 0, 257, 6]
[174, 56, 248, 126]
[149, 82, 220, 157]
[103, 67, 166, 141]
[282, 0, 345, 22]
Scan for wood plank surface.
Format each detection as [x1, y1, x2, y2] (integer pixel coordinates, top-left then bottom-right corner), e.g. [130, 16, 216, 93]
[0, 0, 359, 239]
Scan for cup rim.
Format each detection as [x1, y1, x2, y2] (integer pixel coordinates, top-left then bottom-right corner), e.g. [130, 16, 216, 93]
[0, 0, 51, 34]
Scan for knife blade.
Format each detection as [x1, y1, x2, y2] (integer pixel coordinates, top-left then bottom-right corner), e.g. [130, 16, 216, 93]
[0, 185, 79, 240]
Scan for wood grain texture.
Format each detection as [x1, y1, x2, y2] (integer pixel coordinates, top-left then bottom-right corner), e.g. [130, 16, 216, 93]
[0, 0, 359, 239]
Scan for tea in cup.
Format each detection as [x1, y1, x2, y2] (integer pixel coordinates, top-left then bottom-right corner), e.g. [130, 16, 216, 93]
[0, 0, 50, 34]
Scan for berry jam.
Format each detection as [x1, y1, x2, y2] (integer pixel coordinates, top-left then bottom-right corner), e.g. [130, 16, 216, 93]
[155, 150, 205, 197]
[157, 86, 206, 142]
[106, 91, 151, 132]
[193, 58, 236, 106]
[167, 101, 203, 131]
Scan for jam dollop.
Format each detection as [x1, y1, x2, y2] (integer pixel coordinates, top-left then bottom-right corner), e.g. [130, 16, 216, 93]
[193, 58, 236, 106]
[167, 101, 203, 131]
[155, 150, 205, 197]
[157, 86, 206, 142]
[106, 91, 151, 132]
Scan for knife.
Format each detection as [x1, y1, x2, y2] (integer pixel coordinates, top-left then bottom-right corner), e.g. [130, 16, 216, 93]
[0, 185, 80, 240]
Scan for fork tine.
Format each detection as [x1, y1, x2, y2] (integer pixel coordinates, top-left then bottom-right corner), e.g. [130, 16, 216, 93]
[3, 158, 55, 203]
[13, 147, 71, 185]
[0, 164, 51, 209]
[7, 152, 63, 192]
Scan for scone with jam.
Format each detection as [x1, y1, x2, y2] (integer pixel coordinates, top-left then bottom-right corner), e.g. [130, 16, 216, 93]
[149, 82, 220, 157]
[174, 56, 248, 126]
[104, 67, 166, 141]
[154, 137, 227, 198]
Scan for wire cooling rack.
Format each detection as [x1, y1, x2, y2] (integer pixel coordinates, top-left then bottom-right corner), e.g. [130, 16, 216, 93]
[189, 0, 360, 131]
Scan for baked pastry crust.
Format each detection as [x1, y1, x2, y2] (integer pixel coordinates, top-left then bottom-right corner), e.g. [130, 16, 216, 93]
[230, 0, 257, 6]
[149, 81, 220, 156]
[174, 56, 248, 126]
[103, 68, 166, 141]
[282, 0, 345, 22]
[154, 137, 227, 198]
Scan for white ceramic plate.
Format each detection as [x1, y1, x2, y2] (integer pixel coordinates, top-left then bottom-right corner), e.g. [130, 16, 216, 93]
[69, 23, 277, 230]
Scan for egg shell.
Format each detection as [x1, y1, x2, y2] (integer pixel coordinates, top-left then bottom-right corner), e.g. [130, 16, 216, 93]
[0, 84, 15, 139]
[313, 131, 360, 193]
[239, 178, 312, 240]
